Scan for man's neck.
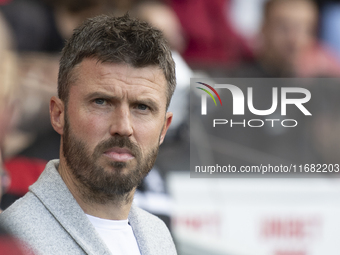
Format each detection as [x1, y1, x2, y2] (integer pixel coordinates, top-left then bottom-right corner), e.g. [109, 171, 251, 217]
[58, 158, 134, 220]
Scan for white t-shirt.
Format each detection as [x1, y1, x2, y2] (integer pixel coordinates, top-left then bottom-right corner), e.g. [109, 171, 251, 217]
[86, 214, 141, 255]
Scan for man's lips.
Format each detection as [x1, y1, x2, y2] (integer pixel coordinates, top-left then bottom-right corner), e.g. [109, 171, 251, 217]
[103, 147, 134, 161]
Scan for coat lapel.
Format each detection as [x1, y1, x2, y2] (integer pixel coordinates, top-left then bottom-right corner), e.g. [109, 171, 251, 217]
[129, 205, 150, 255]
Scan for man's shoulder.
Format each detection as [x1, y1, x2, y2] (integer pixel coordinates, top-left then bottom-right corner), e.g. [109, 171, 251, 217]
[0, 187, 98, 255]
[0, 160, 60, 229]
[0, 160, 92, 255]
[0, 190, 54, 239]
[0, 192, 52, 253]
[0, 191, 44, 223]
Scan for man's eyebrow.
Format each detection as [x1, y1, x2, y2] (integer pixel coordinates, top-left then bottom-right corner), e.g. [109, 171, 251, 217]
[84, 92, 117, 101]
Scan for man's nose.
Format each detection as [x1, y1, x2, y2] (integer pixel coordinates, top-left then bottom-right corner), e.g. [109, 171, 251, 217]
[109, 105, 133, 137]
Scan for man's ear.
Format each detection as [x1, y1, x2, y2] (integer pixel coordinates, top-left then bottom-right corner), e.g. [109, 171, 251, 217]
[50, 96, 65, 135]
[159, 111, 173, 145]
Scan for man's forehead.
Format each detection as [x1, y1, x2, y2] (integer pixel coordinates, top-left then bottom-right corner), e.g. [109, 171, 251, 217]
[73, 58, 166, 86]
[68, 58, 168, 104]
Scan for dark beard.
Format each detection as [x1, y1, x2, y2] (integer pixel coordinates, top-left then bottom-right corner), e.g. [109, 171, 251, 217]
[62, 113, 159, 204]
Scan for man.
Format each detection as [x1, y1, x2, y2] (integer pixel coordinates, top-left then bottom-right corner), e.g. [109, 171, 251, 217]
[259, 0, 318, 76]
[237, 0, 340, 78]
[0, 14, 177, 255]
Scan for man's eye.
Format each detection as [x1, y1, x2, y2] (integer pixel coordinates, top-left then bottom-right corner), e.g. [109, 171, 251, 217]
[137, 104, 148, 111]
[94, 98, 106, 105]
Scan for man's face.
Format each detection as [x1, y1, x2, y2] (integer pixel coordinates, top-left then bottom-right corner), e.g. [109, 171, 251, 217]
[262, 0, 317, 68]
[59, 59, 172, 202]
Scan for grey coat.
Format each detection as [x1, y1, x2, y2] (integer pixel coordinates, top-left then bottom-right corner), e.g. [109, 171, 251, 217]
[0, 160, 177, 255]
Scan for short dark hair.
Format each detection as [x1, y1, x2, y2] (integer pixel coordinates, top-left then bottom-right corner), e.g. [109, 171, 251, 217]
[58, 14, 176, 109]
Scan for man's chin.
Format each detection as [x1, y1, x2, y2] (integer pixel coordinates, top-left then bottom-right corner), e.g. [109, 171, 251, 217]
[100, 159, 137, 175]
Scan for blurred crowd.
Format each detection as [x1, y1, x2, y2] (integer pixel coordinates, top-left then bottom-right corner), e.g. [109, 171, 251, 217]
[1, 0, 340, 230]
